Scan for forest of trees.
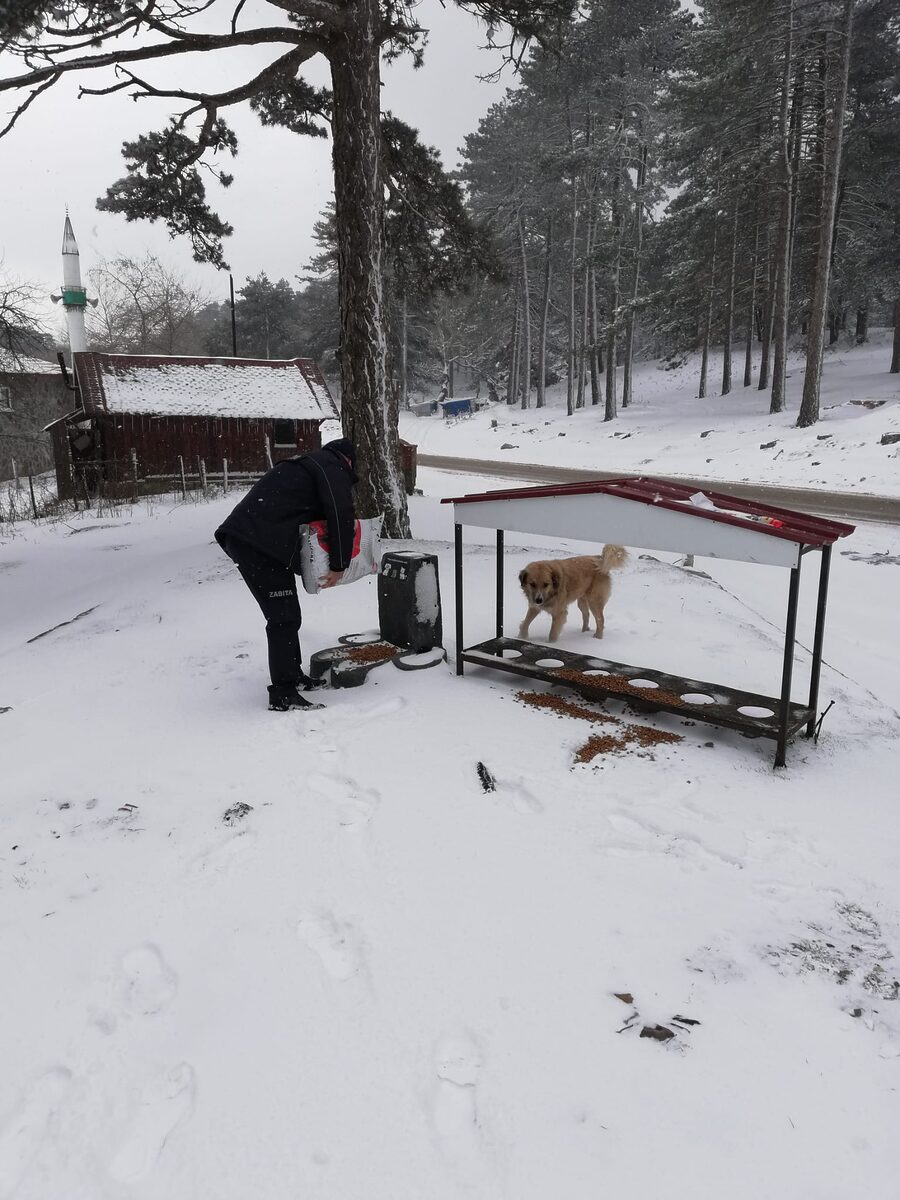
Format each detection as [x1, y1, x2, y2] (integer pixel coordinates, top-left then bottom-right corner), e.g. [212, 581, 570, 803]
[116, 0, 900, 428]
[448, 0, 900, 424]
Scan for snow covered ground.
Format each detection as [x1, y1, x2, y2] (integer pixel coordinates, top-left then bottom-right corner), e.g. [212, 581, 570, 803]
[401, 332, 900, 496]
[2, 468, 900, 1198]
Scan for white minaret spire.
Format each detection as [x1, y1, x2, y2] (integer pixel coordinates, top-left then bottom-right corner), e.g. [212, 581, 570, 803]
[53, 212, 89, 360]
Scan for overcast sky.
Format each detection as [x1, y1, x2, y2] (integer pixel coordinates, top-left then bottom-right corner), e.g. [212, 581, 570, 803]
[0, 2, 511, 331]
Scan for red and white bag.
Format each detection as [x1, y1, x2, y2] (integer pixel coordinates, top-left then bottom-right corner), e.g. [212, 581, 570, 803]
[299, 516, 382, 595]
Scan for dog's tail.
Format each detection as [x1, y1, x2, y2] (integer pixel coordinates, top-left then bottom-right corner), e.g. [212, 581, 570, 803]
[597, 544, 628, 573]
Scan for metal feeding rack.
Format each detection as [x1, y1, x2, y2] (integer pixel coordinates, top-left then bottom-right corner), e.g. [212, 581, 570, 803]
[441, 476, 855, 768]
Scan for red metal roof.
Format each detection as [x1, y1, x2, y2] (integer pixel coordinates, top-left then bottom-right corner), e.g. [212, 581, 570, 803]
[442, 475, 855, 547]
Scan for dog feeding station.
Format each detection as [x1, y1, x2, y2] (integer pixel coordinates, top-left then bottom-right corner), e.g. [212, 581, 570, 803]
[442, 476, 855, 768]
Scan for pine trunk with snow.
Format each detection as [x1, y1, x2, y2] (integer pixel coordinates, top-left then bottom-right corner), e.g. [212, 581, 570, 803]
[798, 0, 854, 429]
[623, 145, 647, 411]
[518, 213, 532, 410]
[536, 221, 552, 409]
[698, 215, 718, 401]
[605, 166, 622, 422]
[892, 297, 900, 374]
[567, 188, 578, 417]
[330, 1, 408, 538]
[589, 265, 601, 406]
[770, 8, 795, 416]
[721, 201, 738, 396]
[758, 200, 774, 392]
[508, 274, 521, 406]
[577, 207, 593, 411]
[744, 209, 759, 387]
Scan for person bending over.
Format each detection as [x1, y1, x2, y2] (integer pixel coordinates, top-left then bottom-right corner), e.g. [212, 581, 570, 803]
[216, 438, 356, 711]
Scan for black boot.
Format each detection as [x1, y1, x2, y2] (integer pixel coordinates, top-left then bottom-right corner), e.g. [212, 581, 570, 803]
[267, 684, 325, 712]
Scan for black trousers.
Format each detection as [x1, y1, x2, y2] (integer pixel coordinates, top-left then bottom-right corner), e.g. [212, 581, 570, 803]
[222, 535, 303, 689]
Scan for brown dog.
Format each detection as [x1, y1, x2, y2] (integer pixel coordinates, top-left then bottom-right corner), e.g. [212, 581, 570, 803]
[518, 545, 627, 643]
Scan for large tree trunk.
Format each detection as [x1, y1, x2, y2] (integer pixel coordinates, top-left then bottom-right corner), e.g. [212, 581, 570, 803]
[330, 3, 408, 537]
[891, 296, 900, 373]
[508, 274, 520, 406]
[798, 0, 854, 428]
[577, 204, 593, 410]
[744, 204, 760, 387]
[537, 220, 552, 409]
[722, 200, 739, 396]
[567, 185, 578, 417]
[518, 213, 532, 410]
[758, 198, 774, 390]
[605, 161, 622, 422]
[699, 211, 719, 400]
[623, 142, 647, 410]
[770, 5, 796, 416]
[854, 302, 868, 344]
[589, 266, 601, 405]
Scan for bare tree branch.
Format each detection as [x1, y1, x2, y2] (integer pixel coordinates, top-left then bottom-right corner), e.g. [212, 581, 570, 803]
[0, 25, 318, 101]
[0, 71, 59, 138]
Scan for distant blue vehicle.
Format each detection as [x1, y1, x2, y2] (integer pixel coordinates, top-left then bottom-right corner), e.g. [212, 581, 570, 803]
[440, 397, 475, 420]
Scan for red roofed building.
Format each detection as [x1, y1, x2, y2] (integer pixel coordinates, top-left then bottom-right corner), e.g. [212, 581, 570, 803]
[48, 352, 339, 499]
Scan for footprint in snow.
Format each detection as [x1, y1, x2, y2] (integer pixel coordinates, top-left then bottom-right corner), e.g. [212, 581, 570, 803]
[120, 944, 178, 1016]
[497, 778, 543, 815]
[0, 1068, 72, 1198]
[433, 1033, 483, 1176]
[296, 912, 363, 981]
[308, 772, 380, 829]
[189, 829, 257, 878]
[108, 1063, 195, 1184]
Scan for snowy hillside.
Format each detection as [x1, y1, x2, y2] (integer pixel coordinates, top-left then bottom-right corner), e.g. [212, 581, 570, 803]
[2, 470, 900, 1197]
[401, 334, 900, 496]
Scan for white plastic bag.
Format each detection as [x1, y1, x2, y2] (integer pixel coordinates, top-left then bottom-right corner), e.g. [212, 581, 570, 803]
[299, 516, 382, 595]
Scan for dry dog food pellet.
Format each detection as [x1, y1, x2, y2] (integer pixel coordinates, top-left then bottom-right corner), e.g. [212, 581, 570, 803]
[345, 642, 398, 665]
[556, 668, 684, 707]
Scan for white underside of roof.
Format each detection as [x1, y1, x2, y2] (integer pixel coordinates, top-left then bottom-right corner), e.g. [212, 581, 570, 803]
[97, 361, 335, 420]
[452, 493, 803, 568]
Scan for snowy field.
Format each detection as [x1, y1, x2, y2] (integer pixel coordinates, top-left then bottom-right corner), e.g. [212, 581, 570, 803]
[400, 332, 900, 496]
[2, 467, 900, 1198]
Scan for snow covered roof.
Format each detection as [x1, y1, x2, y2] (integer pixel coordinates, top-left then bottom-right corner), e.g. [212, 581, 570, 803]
[73, 352, 337, 422]
[0, 351, 59, 376]
[444, 476, 855, 568]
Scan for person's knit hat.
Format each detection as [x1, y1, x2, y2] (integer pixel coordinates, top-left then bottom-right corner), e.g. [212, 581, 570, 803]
[323, 437, 355, 467]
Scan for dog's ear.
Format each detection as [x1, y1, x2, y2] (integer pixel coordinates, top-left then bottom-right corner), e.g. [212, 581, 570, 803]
[550, 568, 560, 590]
[518, 569, 528, 586]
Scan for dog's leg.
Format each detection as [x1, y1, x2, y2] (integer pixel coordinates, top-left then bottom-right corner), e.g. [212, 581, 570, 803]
[588, 595, 607, 639]
[548, 610, 567, 642]
[577, 597, 591, 633]
[519, 606, 539, 639]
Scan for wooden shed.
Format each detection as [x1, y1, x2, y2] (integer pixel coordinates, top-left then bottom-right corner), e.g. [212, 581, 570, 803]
[48, 352, 338, 499]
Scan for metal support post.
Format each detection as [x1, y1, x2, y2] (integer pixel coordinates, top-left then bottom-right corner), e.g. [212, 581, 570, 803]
[454, 523, 464, 676]
[775, 554, 803, 768]
[806, 544, 832, 737]
[496, 529, 504, 641]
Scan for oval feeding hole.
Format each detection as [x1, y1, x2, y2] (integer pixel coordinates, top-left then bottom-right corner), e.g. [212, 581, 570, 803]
[738, 705, 775, 719]
[682, 693, 716, 706]
[535, 658, 565, 668]
[582, 669, 609, 677]
[628, 678, 659, 690]
[501, 649, 523, 659]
